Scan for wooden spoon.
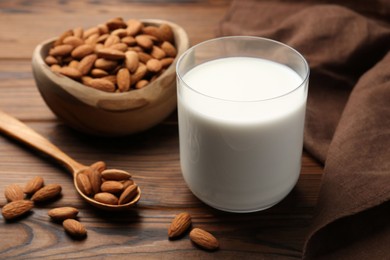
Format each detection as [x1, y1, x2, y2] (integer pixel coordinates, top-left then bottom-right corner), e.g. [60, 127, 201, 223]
[0, 110, 141, 211]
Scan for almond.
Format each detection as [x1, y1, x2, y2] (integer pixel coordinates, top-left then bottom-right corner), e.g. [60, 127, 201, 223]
[71, 44, 94, 59]
[49, 44, 74, 56]
[94, 192, 118, 205]
[121, 36, 136, 46]
[137, 52, 152, 63]
[104, 34, 120, 48]
[48, 207, 79, 221]
[23, 176, 44, 195]
[89, 169, 102, 195]
[135, 79, 149, 89]
[73, 27, 84, 38]
[168, 212, 192, 239]
[76, 173, 92, 196]
[189, 228, 219, 251]
[126, 19, 143, 36]
[54, 30, 73, 46]
[31, 184, 62, 202]
[63, 219, 87, 238]
[118, 184, 138, 205]
[111, 28, 128, 38]
[59, 66, 82, 79]
[4, 184, 24, 202]
[45, 55, 59, 65]
[51, 64, 62, 73]
[125, 51, 139, 73]
[131, 63, 147, 84]
[110, 43, 128, 52]
[159, 24, 174, 43]
[135, 35, 153, 50]
[102, 75, 117, 84]
[90, 161, 106, 173]
[98, 23, 109, 35]
[81, 76, 93, 85]
[63, 36, 84, 47]
[142, 26, 163, 42]
[101, 169, 132, 181]
[91, 68, 109, 78]
[122, 179, 134, 190]
[150, 46, 166, 60]
[94, 58, 118, 71]
[97, 33, 109, 44]
[146, 59, 162, 73]
[69, 60, 80, 69]
[86, 78, 116, 92]
[161, 41, 177, 57]
[97, 48, 125, 60]
[77, 54, 97, 75]
[101, 181, 124, 193]
[83, 26, 100, 39]
[117, 67, 131, 92]
[106, 17, 126, 30]
[1, 200, 34, 220]
[160, 57, 174, 68]
[85, 33, 99, 45]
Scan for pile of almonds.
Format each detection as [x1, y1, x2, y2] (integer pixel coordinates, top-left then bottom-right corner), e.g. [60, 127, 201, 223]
[45, 17, 177, 92]
[168, 212, 219, 251]
[76, 161, 139, 205]
[1, 176, 87, 239]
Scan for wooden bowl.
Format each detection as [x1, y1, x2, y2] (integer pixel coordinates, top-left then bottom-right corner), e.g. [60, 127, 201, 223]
[32, 19, 189, 136]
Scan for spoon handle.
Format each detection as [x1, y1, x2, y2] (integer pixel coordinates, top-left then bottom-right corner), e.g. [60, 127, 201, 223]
[0, 110, 84, 174]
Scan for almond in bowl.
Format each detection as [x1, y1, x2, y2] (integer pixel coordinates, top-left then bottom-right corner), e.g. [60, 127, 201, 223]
[32, 18, 189, 136]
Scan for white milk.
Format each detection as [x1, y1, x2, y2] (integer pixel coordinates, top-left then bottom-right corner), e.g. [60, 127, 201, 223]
[177, 57, 307, 212]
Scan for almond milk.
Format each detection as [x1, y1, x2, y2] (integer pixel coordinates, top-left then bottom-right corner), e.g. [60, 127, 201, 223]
[177, 56, 308, 212]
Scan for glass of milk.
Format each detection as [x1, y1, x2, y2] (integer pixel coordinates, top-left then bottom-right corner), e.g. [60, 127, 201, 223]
[176, 36, 309, 213]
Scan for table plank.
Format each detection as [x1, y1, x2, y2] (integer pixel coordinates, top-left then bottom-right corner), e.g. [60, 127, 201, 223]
[0, 0, 324, 258]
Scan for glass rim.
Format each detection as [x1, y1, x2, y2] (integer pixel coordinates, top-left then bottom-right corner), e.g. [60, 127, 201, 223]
[176, 36, 310, 103]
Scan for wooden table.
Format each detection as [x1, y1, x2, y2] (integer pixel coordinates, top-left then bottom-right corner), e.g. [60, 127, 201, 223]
[0, 1, 323, 259]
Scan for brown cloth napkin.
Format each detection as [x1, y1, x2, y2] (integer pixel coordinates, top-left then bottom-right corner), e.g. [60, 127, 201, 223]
[218, 1, 390, 259]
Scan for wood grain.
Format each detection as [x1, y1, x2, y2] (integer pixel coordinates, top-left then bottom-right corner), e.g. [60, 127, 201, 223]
[0, 0, 324, 259]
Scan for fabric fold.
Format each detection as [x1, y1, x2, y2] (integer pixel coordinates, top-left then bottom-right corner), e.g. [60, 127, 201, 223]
[218, 1, 390, 258]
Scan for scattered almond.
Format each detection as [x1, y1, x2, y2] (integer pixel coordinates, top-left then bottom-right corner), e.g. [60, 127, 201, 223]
[31, 184, 62, 202]
[1, 200, 34, 220]
[23, 176, 44, 195]
[63, 219, 87, 238]
[168, 212, 192, 239]
[4, 184, 24, 202]
[48, 207, 79, 221]
[189, 228, 219, 251]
